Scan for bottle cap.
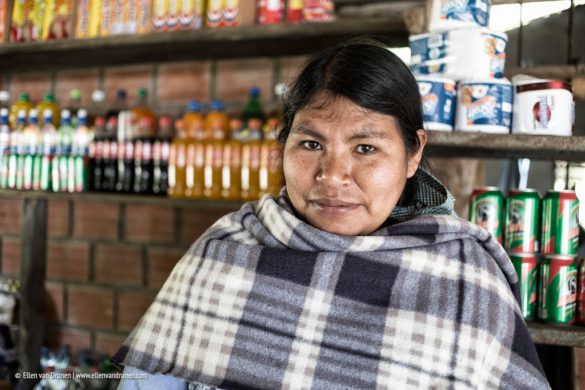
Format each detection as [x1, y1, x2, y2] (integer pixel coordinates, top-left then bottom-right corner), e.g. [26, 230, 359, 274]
[210, 100, 225, 111]
[61, 109, 71, 119]
[187, 100, 202, 112]
[138, 88, 148, 98]
[18, 92, 30, 102]
[43, 92, 56, 102]
[70, 88, 82, 101]
[0, 91, 10, 102]
[249, 86, 261, 98]
[92, 90, 106, 103]
[116, 89, 127, 100]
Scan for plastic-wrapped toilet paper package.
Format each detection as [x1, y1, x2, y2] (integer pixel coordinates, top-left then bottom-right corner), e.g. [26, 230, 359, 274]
[416, 76, 456, 131]
[410, 28, 507, 80]
[512, 78, 574, 136]
[456, 78, 513, 133]
[429, 0, 491, 32]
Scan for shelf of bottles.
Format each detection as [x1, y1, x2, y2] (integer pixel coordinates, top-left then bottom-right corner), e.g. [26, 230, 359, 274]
[0, 87, 283, 204]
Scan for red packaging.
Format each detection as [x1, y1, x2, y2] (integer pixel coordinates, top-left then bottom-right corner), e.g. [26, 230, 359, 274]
[303, 0, 334, 22]
[286, 0, 303, 23]
[257, 0, 283, 25]
[578, 258, 585, 325]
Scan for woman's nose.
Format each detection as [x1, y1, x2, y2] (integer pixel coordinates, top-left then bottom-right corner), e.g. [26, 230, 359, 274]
[315, 152, 351, 185]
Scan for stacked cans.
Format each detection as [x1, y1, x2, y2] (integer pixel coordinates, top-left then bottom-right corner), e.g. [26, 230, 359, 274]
[469, 188, 582, 325]
[411, 0, 513, 133]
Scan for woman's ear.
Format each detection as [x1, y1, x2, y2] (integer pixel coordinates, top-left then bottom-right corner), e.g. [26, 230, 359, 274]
[407, 129, 427, 178]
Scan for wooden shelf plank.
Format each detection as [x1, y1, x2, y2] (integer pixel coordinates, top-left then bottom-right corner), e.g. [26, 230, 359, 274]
[426, 131, 585, 161]
[528, 322, 585, 348]
[0, 17, 408, 73]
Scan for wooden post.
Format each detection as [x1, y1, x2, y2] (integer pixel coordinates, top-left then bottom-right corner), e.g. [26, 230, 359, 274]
[19, 198, 47, 390]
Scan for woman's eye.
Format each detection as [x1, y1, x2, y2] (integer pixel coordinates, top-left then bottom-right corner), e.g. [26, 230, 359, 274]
[356, 144, 376, 154]
[302, 141, 322, 150]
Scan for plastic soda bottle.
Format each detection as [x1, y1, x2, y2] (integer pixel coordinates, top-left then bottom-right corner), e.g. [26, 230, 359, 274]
[203, 118, 225, 200]
[222, 127, 242, 200]
[55, 110, 75, 192]
[36, 109, 57, 191]
[8, 110, 26, 189]
[242, 87, 266, 126]
[21, 109, 41, 191]
[168, 119, 188, 197]
[204, 100, 229, 140]
[131, 88, 156, 138]
[0, 108, 10, 189]
[10, 92, 33, 129]
[260, 119, 283, 197]
[37, 92, 60, 127]
[183, 100, 206, 140]
[70, 109, 93, 192]
[240, 118, 262, 200]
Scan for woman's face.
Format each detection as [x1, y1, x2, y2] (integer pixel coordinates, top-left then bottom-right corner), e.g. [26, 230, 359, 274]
[283, 93, 427, 236]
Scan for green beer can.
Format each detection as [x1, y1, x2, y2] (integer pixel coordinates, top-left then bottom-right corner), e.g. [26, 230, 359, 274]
[541, 190, 579, 255]
[538, 255, 577, 325]
[505, 189, 540, 253]
[469, 187, 504, 243]
[510, 253, 538, 320]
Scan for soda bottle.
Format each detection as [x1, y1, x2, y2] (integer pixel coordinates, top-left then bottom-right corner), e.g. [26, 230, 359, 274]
[21, 109, 41, 191]
[9, 92, 33, 129]
[240, 118, 262, 200]
[168, 119, 188, 198]
[0, 91, 10, 112]
[89, 137, 104, 192]
[65, 89, 82, 128]
[102, 140, 118, 192]
[37, 109, 57, 191]
[105, 89, 128, 123]
[0, 108, 10, 189]
[55, 110, 75, 192]
[152, 138, 170, 196]
[183, 100, 206, 141]
[8, 110, 26, 190]
[222, 134, 242, 200]
[91, 90, 107, 120]
[261, 119, 283, 197]
[157, 115, 175, 139]
[242, 87, 266, 126]
[37, 92, 60, 127]
[204, 100, 229, 140]
[70, 109, 93, 192]
[203, 121, 225, 200]
[133, 137, 153, 194]
[131, 88, 156, 139]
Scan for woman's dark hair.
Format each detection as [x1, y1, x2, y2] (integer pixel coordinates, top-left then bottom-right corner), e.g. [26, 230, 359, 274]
[279, 37, 427, 206]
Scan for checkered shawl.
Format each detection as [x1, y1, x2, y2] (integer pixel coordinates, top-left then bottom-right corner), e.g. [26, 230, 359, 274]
[114, 172, 548, 389]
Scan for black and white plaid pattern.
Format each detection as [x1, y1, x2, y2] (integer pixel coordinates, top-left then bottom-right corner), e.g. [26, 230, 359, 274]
[114, 170, 548, 389]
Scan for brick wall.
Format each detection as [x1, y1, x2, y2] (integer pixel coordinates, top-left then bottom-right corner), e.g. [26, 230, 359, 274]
[0, 195, 235, 359]
[2, 55, 309, 118]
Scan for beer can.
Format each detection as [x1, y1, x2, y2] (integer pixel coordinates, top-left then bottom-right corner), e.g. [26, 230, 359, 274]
[469, 186, 504, 243]
[541, 190, 580, 255]
[510, 253, 538, 320]
[578, 258, 585, 325]
[538, 255, 577, 325]
[505, 189, 540, 253]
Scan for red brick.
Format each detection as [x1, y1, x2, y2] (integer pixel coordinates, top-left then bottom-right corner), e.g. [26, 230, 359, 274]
[45, 282, 65, 324]
[278, 55, 309, 86]
[74, 201, 120, 240]
[47, 241, 90, 282]
[147, 247, 184, 289]
[9, 73, 52, 103]
[125, 204, 175, 244]
[216, 58, 274, 104]
[157, 61, 211, 105]
[68, 285, 114, 329]
[48, 200, 70, 238]
[1, 238, 21, 275]
[46, 326, 92, 355]
[95, 244, 143, 286]
[0, 199, 23, 235]
[117, 291, 156, 331]
[103, 65, 154, 107]
[55, 68, 101, 108]
[95, 332, 128, 357]
[180, 208, 233, 246]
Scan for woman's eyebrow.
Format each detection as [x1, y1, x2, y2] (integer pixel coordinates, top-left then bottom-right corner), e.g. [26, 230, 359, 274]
[290, 126, 325, 141]
[348, 128, 390, 141]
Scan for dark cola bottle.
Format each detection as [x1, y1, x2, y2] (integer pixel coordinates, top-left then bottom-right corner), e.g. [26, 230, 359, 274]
[102, 140, 117, 192]
[122, 140, 134, 193]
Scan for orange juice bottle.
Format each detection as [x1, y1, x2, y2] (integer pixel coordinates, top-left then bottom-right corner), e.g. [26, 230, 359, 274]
[240, 118, 262, 201]
[10, 92, 33, 129]
[36, 92, 60, 127]
[222, 118, 243, 200]
[183, 100, 206, 198]
[183, 100, 205, 140]
[168, 118, 187, 197]
[204, 100, 229, 140]
[203, 127, 224, 200]
[131, 88, 156, 138]
[261, 117, 283, 197]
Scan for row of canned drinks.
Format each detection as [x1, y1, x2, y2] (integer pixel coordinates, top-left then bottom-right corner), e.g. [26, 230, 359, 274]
[469, 187, 580, 255]
[513, 253, 584, 325]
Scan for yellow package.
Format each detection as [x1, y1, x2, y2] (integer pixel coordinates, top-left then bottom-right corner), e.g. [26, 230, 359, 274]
[0, 0, 6, 42]
[124, 0, 137, 33]
[167, 0, 179, 30]
[152, 0, 167, 31]
[43, 0, 73, 40]
[206, 0, 222, 28]
[11, 0, 42, 42]
[76, 0, 91, 38]
[100, 0, 114, 36]
[179, 0, 205, 30]
[136, 0, 150, 34]
[88, 0, 102, 37]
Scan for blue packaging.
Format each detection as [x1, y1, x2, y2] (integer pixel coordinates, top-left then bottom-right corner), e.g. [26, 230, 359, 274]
[417, 76, 456, 131]
[456, 78, 513, 133]
[409, 33, 448, 75]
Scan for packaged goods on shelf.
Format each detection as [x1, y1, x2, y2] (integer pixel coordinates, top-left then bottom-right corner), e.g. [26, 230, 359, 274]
[286, 0, 303, 23]
[428, 0, 491, 32]
[0, 0, 7, 42]
[578, 259, 585, 325]
[538, 255, 578, 325]
[512, 78, 574, 136]
[410, 28, 507, 80]
[468, 186, 504, 244]
[76, 0, 103, 38]
[416, 76, 456, 131]
[258, 0, 284, 25]
[302, 0, 334, 22]
[10, 0, 73, 42]
[455, 78, 512, 134]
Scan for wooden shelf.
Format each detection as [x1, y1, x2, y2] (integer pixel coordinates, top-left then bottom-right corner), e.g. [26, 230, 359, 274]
[0, 17, 408, 73]
[426, 131, 585, 161]
[528, 322, 585, 348]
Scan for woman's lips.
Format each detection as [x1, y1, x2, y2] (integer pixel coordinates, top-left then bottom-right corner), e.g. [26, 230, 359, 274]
[310, 199, 361, 214]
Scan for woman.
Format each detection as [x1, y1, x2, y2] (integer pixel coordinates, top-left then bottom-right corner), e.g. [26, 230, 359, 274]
[115, 39, 549, 389]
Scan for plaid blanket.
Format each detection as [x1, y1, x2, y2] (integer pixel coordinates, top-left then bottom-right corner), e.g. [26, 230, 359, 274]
[114, 175, 548, 389]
